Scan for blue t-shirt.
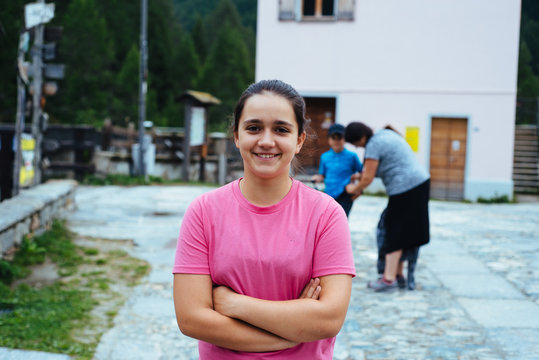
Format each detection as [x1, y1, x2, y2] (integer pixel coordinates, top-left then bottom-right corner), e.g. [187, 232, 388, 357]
[365, 129, 430, 196]
[319, 148, 363, 198]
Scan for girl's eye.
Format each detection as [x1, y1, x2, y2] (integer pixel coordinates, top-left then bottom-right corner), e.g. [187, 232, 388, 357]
[275, 127, 290, 134]
[246, 125, 260, 132]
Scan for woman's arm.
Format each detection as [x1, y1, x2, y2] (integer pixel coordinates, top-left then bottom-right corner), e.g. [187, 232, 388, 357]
[213, 274, 353, 343]
[346, 158, 379, 198]
[173, 274, 297, 352]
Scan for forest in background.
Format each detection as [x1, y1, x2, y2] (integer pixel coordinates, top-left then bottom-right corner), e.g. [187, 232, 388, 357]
[0, 0, 538, 131]
[0, 0, 256, 131]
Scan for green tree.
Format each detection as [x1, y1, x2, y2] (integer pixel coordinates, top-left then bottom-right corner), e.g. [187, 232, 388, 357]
[55, 0, 114, 126]
[112, 45, 140, 126]
[191, 16, 207, 63]
[518, 42, 539, 97]
[95, 0, 139, 72]
[0, 0, 26, 123]
[198, 24, 253, 131]
[146, 0, 185, 125]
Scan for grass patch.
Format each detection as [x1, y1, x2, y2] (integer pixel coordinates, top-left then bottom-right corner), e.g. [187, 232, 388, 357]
[477, 194, 514, 204]
[0, 220, 150, 359]
[82, 173, 216, 187]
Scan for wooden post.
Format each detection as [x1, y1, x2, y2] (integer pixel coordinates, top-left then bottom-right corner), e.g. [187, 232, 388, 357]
[31, 0, 45, 185]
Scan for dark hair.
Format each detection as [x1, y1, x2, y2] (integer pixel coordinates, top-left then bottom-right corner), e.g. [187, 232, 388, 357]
[383, 124, 402, 136]
[233, 79, 307, 134]
[344, 122, 374, 144]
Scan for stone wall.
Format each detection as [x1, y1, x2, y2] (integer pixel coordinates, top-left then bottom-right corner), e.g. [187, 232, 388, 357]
[0, 180, 77, 259]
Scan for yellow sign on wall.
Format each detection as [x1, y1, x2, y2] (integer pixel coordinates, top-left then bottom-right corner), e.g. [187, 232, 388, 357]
[19, 134, 35, 187]
[405, 126, 419, 152]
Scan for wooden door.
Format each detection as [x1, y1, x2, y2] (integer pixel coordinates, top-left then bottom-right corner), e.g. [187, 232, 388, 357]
[429, 117, 467, 200]
[299, 97, 336, 172]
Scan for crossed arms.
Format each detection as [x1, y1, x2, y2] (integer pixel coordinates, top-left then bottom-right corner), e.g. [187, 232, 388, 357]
[173, 273, 352, 352]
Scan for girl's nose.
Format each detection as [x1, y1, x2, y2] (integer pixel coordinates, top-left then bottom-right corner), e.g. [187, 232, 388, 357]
[258, 130, 275, 147]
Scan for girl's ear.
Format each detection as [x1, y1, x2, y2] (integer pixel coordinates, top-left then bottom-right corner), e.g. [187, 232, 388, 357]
[295, 131, 306, 154]
[234, 131, 240, 149]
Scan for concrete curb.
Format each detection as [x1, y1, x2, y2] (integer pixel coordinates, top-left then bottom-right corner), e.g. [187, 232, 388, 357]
[0, 180, 77, 258]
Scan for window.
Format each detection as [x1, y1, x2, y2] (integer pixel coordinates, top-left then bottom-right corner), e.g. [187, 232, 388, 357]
[279, 0, 355, 21]
[303, 0, 335, 18]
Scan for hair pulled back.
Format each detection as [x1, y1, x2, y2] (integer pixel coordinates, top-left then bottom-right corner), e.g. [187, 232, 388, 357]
[344, 122, 374, 144]
[233, 79, 307, 134]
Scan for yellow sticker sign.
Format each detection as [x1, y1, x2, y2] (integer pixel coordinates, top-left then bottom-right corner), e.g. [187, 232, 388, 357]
[405, 127, 419, 152]
[19, 134, 35, 187]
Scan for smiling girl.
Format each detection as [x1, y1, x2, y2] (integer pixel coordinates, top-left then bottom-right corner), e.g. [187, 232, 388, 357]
[173, 80, 355, 359]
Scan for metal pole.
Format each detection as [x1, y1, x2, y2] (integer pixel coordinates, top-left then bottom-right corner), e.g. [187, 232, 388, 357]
[138, 0, 148, 178]
[31, 0, 45, 185]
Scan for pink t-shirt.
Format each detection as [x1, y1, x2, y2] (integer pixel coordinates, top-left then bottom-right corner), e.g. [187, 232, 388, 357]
[173, 179, 356, 359]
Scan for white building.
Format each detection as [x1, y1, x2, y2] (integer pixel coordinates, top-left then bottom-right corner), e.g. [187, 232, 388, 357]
[256, 0, 521, 201]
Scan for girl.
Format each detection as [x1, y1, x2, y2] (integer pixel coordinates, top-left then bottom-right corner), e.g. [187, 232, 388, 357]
[173, 80, 355, 359]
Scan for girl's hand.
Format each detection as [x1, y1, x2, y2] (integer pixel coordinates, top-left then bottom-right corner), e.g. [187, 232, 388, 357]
[311, 174, 323, 183]
[299, 278, 321, 300]
[213, 286, 239, 318]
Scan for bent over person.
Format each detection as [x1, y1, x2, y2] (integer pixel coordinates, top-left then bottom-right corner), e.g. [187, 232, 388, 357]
[345, 122, 430, 292]
[173, 80, 355, 359]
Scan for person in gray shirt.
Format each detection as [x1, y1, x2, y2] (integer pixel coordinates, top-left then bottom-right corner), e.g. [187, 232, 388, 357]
[345, 122, 430, 292]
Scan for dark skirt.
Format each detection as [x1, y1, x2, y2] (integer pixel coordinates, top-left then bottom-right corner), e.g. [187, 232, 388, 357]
[382, 179, 430, 253]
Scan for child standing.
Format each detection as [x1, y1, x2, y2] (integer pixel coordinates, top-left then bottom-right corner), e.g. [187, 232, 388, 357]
[312, 123, 363, 217]
[173, 80, 355, 359]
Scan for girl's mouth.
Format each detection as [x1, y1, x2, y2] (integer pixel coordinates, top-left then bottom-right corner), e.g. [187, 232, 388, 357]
[254, 153, 280, 159]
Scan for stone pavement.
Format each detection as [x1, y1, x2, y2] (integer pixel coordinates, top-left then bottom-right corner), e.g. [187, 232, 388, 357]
[2, 185, 539, 359]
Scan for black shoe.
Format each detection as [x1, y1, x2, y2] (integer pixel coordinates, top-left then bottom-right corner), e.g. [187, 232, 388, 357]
[396, 275, 406, 289]
[408, 261, 417, 290]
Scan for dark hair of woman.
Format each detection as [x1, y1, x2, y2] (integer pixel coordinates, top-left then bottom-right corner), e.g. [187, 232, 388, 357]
[344, 122, 374, 144]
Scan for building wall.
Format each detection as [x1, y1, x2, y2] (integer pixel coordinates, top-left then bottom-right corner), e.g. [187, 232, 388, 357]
[256, 0, 521, 200]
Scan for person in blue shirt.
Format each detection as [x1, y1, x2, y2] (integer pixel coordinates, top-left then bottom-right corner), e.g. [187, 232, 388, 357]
[312, 124, 363, 217]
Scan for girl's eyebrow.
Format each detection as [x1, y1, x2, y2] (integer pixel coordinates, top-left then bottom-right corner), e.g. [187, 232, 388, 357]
[243, 119, 294, 127]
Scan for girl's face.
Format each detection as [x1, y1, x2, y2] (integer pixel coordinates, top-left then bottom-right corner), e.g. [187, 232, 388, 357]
[234, 92, 306, 181]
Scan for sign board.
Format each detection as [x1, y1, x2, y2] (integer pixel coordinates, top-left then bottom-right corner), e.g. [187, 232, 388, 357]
[25, 2, 55, 29]
[44, 63, 65, 79]
[42, 43, 56, 60]
[19, 134, 35, 187]
[405, 126, 420, 152]
[190, 107, 206, 146]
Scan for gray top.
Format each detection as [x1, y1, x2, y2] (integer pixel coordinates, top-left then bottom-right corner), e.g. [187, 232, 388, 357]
[365, 129, 430, 196]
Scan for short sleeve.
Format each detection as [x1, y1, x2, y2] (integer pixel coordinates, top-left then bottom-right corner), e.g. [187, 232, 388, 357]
[173, 197, 211, 274]
[365, 135, 382, 161]
[312, 200, 356, 278]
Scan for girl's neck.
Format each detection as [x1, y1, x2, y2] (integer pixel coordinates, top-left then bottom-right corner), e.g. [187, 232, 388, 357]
[240, 173, 293, 207]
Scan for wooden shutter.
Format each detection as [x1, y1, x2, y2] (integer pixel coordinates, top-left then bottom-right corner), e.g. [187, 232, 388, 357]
[337, 0, 355, 20]
[279, 0, 296, 20]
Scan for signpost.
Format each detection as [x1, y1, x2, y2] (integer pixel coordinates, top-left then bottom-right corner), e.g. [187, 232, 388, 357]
[177, 91, 221, 182]
[25, 2, 55, 29]
[22, 1, 61, 187]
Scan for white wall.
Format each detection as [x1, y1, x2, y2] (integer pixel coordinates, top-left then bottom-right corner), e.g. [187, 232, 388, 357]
[257, 0, 521, 94]
[256, 0, 521, 200]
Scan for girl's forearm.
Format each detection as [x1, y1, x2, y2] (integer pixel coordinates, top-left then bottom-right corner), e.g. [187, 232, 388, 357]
[213, 276, 352, 343]
[179, 307, 297, 352]
[225, 296, 342, 342]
